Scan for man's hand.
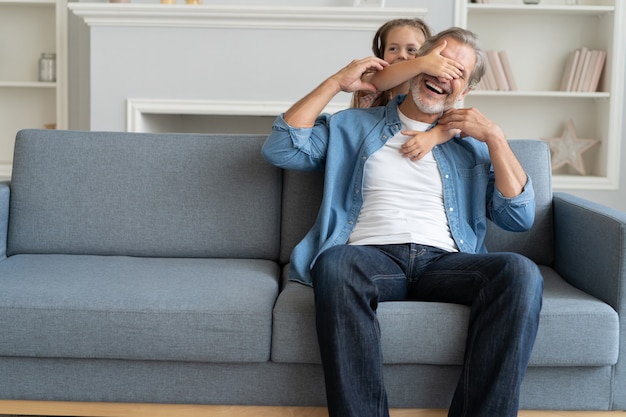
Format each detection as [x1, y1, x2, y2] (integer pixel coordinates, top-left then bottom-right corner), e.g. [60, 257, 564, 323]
[284, 57, 388, 128]
[438, 107, 505, 145]
[328, 57, 389, 94]
[439, 107, 527, 198]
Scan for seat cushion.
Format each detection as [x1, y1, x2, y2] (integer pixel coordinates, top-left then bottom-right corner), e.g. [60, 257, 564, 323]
[271, 265, 619, 366]
[0, 254, 279, 362]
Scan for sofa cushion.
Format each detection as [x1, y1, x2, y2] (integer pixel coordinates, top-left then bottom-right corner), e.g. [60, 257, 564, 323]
[0, 254, 279, 362]
[271, 265, 618, 366]
[483, 140, 554, 266]
[8, 130, 281, 260]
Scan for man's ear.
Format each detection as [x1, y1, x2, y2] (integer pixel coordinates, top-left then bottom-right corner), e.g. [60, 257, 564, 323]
[457, 87, 472, 101]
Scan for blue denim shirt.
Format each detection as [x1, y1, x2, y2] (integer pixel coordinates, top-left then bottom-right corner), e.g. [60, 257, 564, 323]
[262, 95, 535, 286]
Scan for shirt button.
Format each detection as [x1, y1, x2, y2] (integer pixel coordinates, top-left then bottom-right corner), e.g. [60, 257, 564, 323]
[460, 239, 464, 244]
[449, 207, 454, 212]
[444, 174, 449, 179]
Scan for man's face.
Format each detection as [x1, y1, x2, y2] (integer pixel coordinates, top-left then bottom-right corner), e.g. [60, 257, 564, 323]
[409, 37, 476, 115]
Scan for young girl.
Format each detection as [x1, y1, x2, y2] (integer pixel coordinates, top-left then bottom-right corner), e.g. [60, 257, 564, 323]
[352, 18, 431, 109]
[353, 18, 464, 160]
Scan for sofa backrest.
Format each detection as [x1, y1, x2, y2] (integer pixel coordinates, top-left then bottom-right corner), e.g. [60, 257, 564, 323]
[8, 129, 281, 260]
[280, 139, 554, 267]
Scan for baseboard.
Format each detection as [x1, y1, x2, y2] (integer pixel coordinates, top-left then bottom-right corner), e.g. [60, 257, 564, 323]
[0, 401, 623, 417]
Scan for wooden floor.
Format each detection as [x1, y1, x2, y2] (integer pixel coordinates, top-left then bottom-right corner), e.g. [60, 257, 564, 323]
[0, 402, 623, 417]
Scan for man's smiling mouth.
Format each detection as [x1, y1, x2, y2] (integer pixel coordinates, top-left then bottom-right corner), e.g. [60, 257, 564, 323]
[425, 81, 445, 95]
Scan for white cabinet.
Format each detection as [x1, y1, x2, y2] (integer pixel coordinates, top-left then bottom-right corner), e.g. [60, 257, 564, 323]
[454, 0, 625, 190]
[0, 0, 67, 179]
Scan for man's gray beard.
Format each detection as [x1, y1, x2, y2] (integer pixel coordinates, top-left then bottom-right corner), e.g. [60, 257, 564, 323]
[410, 79, 448, 115]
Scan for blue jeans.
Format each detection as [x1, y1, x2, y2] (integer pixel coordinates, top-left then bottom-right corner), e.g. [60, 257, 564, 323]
[311, 244, 543, 417]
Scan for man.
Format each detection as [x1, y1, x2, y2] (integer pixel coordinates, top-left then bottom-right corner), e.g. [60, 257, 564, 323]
[262, 28, 543, 417]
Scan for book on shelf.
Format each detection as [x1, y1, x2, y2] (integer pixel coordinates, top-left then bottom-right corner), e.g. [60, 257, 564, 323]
[486, 50, 509, 90]
[560, 47, 606, 92]
[477, 55, 497, 90]
[576, 49, 593, 92]
[497, 50, 517, 90]
[559, 48, 580, 91]
[587, 50, 606, 93]
[474, 50, 516, 91]
[570, 47, 587, 92]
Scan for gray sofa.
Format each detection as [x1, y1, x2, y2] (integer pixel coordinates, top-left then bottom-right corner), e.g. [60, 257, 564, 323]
[0, 128, 624, 413]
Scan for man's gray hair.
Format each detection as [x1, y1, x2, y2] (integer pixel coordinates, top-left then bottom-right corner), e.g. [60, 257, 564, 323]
[418, 27, 486, 89]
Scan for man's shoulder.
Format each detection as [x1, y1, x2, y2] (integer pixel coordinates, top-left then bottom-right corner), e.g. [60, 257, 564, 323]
[329, 105, 389, 126]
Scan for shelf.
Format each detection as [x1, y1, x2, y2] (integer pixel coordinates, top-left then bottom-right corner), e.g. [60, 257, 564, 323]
[0, 0, 54, 4]
[467, 4, 614, 15]
[468, 90, 610, 99]
[0, 81, 56, 88]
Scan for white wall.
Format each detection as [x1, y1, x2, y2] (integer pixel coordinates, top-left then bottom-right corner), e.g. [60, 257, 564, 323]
[69, 0, 453, 132]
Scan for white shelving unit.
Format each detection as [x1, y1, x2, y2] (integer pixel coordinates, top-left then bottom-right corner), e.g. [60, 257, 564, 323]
[0, 0, 67, 179]
[454, 0, 625, 190]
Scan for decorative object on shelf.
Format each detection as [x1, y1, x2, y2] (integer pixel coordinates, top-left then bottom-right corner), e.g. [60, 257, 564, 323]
[38, 53, 56, 82]
[109, 0, 130, 3]
[185, 0, 202, 4]
[542, 118, 599, 175]
[353, 0, 386, 6]
[523, 0, 541, 4]
[161, 0, 176, 3]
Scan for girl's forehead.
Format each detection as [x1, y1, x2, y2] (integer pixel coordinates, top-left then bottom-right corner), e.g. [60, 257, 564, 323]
[386, 26, 426, 44]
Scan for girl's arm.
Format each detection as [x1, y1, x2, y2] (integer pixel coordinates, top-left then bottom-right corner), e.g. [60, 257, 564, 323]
[370, 41, 464, 92]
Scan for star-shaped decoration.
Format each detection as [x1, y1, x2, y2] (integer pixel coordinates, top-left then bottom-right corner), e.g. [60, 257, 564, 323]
[542, 118, 599, 175]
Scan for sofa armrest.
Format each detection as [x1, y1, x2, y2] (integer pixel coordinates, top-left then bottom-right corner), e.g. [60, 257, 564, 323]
[553, 192, 626, 312]
[554, 193, 626, 410]
[0, 182, 8, 260]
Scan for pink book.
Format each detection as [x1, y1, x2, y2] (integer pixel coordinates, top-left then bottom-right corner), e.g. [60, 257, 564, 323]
[498, 50, 517, 91]
[487, 50, 509, 91]
[587, 50, 607, 92]
[571, 47, 587, 92]
[559, 49, 580, 92]
[576, 48, 593, 92]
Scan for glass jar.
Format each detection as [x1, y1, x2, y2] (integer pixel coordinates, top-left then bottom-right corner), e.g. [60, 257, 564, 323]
[38, 53, 56, 82]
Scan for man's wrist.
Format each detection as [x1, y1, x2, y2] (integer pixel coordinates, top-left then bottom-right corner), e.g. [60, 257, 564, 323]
[324, 76, 346, 94]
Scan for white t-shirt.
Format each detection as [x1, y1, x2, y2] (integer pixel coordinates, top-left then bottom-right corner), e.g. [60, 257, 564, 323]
[348, 111, 458, 252]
